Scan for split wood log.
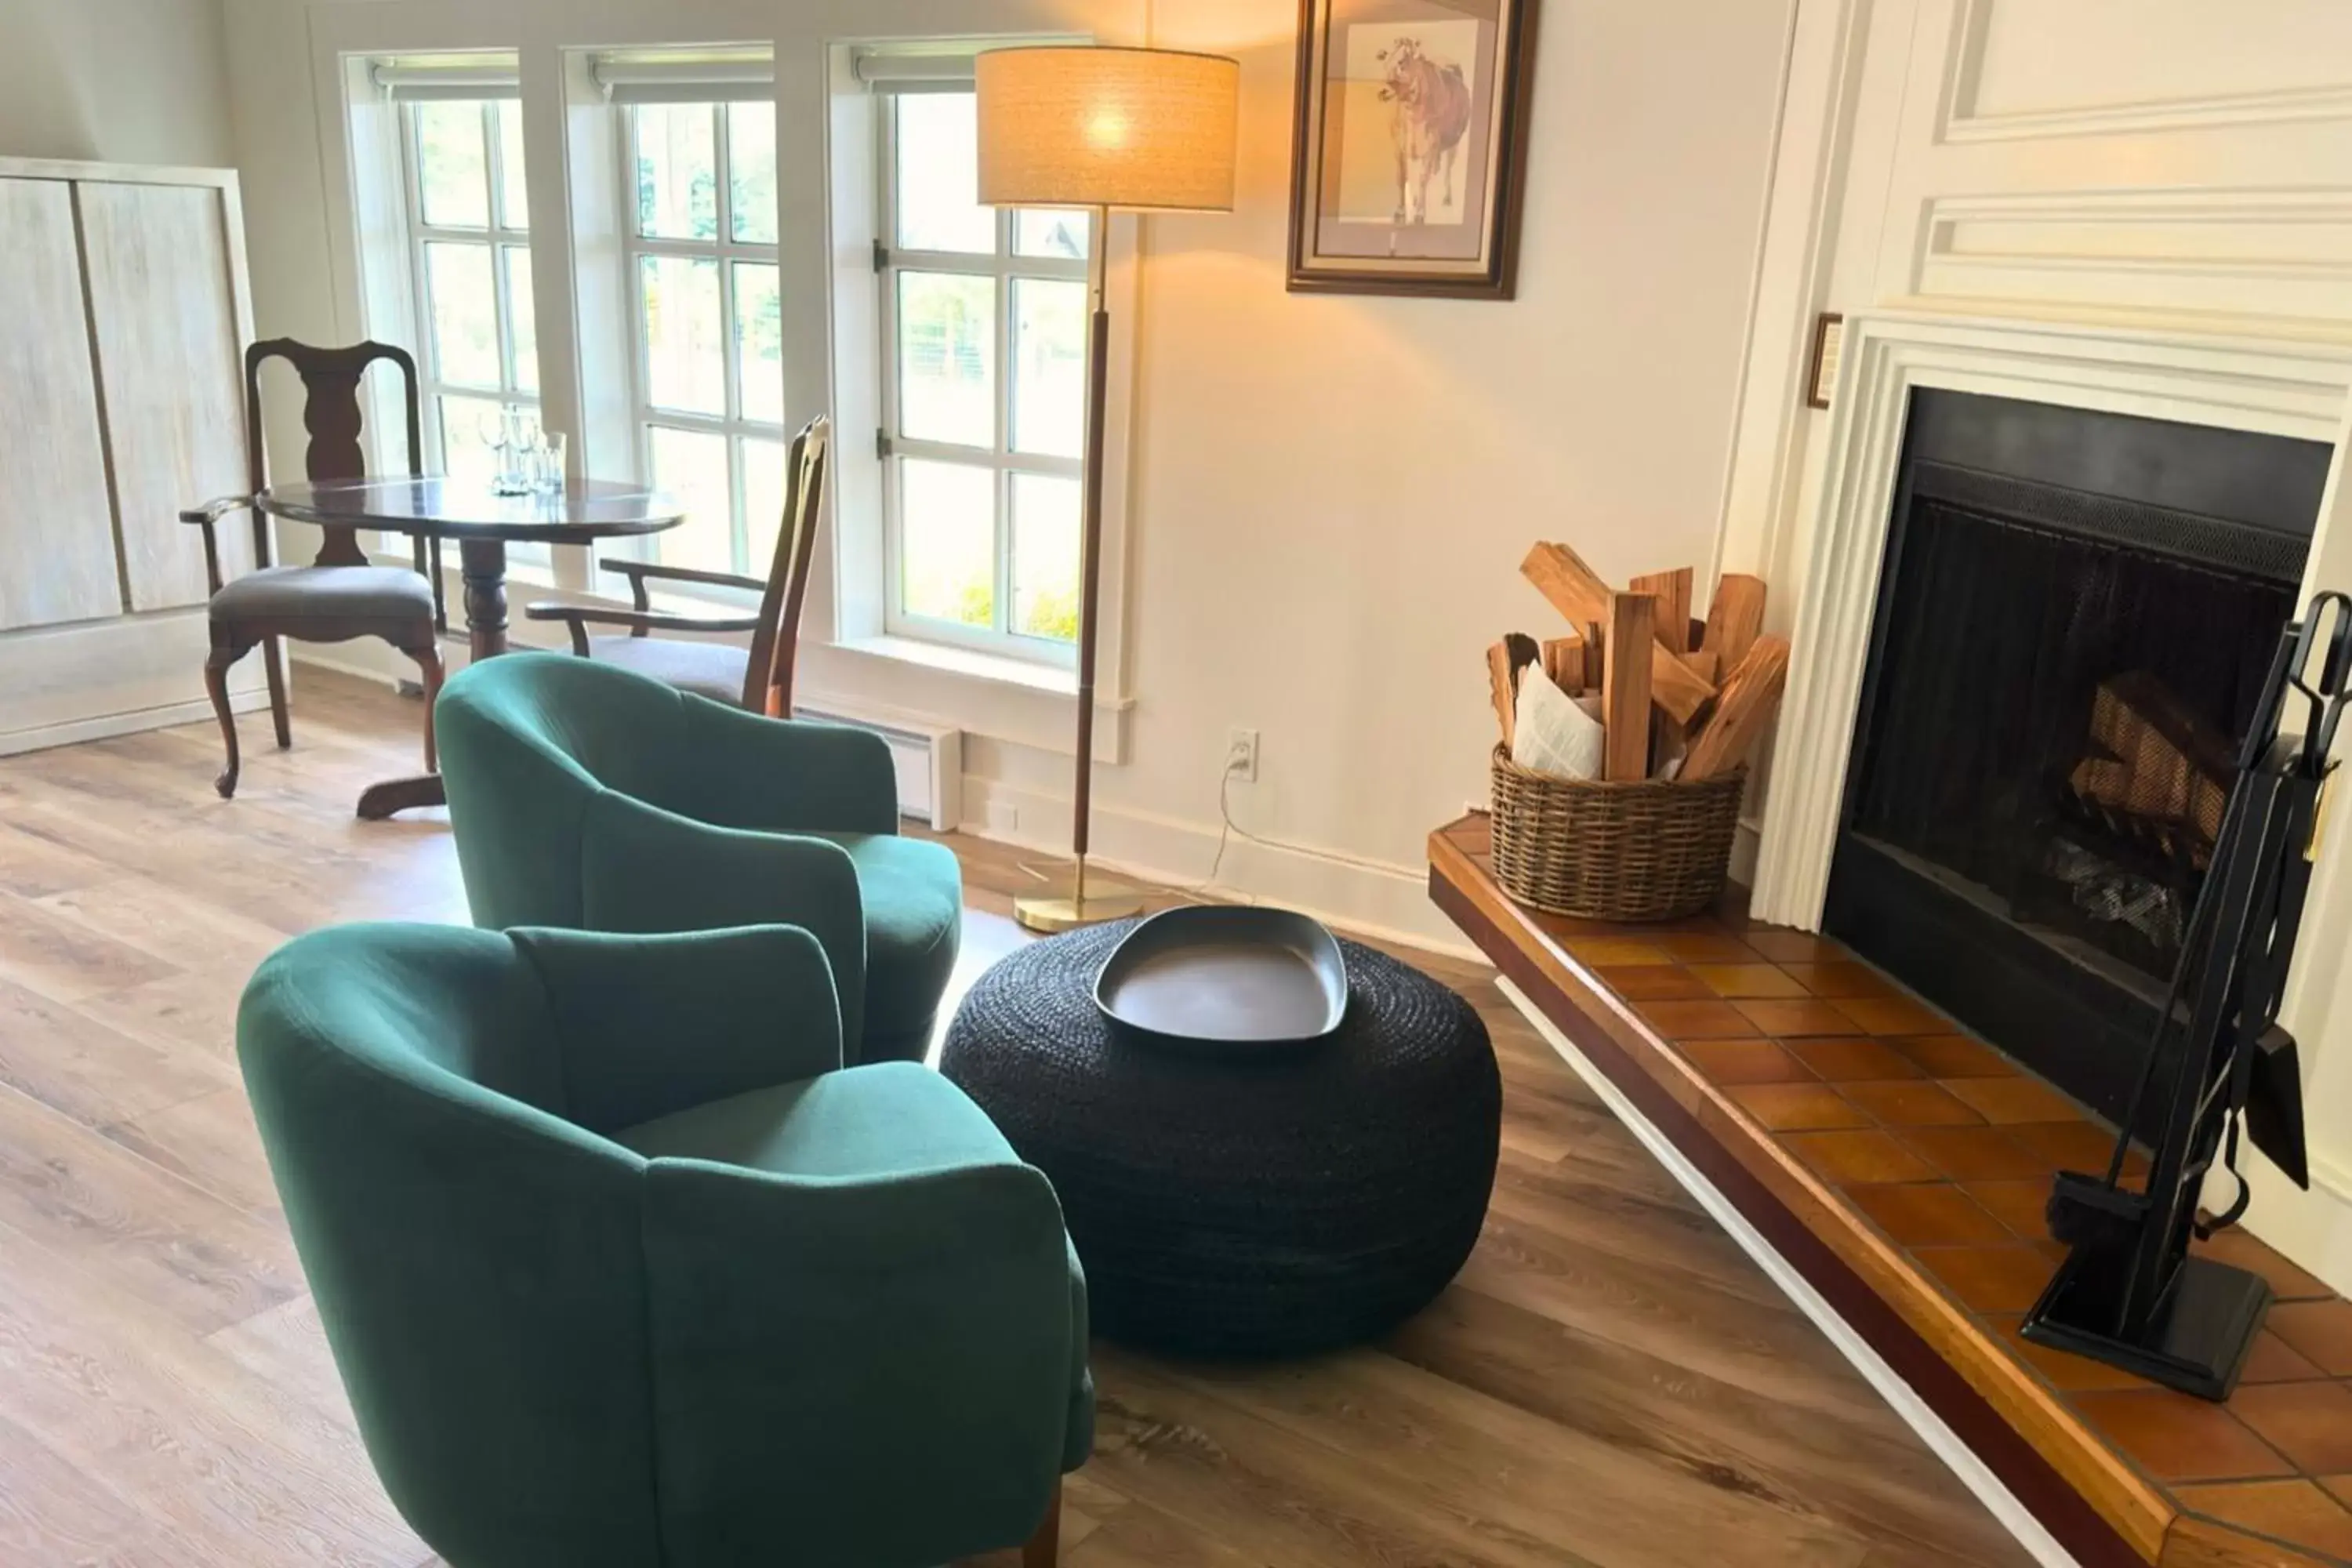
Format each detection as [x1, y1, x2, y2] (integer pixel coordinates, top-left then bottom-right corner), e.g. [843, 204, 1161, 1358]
[1631, 568, 1694, 655]
[1701, 573, 1767, 670]
[1682, 634, 1790, 781]
[1686, 648, 1720, 686]
[1632, 568, 1700, 765]
[1486, 641, 1518, 748]
[1602, 591, 1656, 782]
[1519, 543, 1715, 724]
[1541, 633, 1584, 694]
[1582, 622, 1606, 690]
[2069, 670, 2234, 862]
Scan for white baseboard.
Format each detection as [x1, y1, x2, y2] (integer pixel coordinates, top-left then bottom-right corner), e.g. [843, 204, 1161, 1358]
[289, 644, 416, 688]
[2238, 1151, 2352, 1300]
[292, 632, 510, 689]
[960, 775, 1479, 960]
[0, 692, 269, 759]
[1494, 976, 2078, 1568]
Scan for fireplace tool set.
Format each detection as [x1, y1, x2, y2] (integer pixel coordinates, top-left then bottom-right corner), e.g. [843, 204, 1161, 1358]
[2023, 590, 2347, 1399]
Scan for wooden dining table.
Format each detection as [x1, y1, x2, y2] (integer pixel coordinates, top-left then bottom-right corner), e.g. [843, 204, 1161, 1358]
[258, 477, 684, 820]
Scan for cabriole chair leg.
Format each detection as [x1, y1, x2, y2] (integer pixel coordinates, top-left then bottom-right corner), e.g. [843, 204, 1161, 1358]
[204, 638, 249, 799]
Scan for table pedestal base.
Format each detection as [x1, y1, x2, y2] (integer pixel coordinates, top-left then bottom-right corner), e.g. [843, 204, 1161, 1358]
[357, 774, 447, 820]
[355, 537, 506, 820]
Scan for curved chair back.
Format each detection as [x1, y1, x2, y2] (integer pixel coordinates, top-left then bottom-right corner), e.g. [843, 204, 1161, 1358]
[746, 415, 830, 714]
[434, 653, 881, 1048]
[239, 923, 661, 1567]
[240, 920, 1085, 1568]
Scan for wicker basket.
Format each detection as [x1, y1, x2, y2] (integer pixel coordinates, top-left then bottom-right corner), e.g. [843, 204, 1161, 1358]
[1489, 746, 1746, 921]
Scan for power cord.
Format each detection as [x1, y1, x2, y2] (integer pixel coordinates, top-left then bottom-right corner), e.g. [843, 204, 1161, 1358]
[1173, 755, 1294, 903]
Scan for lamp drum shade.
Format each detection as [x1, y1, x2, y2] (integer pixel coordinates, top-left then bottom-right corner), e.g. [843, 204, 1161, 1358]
[976, 46, 1239, 212]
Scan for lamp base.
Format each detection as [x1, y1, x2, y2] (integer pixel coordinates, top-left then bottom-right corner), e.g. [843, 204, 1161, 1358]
[1014, 859, 1145, 935]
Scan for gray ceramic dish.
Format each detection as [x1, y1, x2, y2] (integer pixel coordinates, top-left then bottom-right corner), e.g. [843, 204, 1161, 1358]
[1094, 905, 1348, 1055]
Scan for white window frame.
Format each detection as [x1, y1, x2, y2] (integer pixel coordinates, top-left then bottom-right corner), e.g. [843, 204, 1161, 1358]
[397, 96, 542, 485]
[876, 87, 1088, 667]
[618, 98, 787, 579]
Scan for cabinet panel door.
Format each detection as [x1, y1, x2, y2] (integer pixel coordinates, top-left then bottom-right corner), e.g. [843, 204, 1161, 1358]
[0, 178, 123, 631]
[78, 181, 253, 612]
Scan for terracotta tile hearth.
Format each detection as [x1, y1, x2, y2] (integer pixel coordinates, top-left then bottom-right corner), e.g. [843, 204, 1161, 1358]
[1429, 815, 2352, 1568]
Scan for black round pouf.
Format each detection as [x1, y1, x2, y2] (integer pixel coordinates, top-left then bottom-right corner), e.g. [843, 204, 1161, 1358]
[940, 920, 1501, 1358]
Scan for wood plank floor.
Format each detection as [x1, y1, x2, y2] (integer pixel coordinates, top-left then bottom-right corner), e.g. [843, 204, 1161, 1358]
[0, 670, 2035, 1568]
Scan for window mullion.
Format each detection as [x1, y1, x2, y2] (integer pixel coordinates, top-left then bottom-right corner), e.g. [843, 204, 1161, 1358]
[406, 122, 450, 474]
[879, 96, 903, 626]
[996, 237, 1016, 634]
[996, 469, 1012, 637]
[717, 256, 741, 430]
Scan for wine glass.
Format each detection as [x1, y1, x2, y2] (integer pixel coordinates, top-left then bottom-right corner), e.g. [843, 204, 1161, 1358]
[491, 408, 537, 496]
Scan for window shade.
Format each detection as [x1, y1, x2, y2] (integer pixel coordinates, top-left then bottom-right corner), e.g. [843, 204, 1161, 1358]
[851, 49, 978, 94]
[371, 57, 521, 101]
[589, 49, 775, 103]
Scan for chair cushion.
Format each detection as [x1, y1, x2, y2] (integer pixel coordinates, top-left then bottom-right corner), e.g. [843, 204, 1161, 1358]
[587, 636, 749, 706]
[212, 564, 434, 624]
[818, 833, 963, 1061]
[613, 1061, 1012, 1178]
[619, 1058, 1095, 1472]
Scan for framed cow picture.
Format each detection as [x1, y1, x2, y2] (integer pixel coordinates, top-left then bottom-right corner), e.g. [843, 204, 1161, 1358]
[1287, 0, 1541, 298]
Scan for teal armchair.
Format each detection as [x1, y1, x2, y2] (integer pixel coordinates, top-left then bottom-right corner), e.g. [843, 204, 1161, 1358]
[238, 921, 1091, 1568]
[434, 651, 961, 1062]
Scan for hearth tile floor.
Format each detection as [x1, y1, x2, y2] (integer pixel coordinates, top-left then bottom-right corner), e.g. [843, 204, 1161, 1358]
[1438, 816, 2352, 1565]
[1628, 911, 2347, 1549]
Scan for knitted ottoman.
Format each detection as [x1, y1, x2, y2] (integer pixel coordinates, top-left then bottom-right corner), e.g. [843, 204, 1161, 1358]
[939, 919, 1501, 1357]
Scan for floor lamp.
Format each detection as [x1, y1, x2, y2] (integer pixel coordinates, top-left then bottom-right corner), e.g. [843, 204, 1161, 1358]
[975, 45, 1240, 935]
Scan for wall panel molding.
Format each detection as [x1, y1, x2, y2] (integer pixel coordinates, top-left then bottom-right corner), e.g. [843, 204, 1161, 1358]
[1914, 187, 2352, 327]
[1940, 0, 2352, 145]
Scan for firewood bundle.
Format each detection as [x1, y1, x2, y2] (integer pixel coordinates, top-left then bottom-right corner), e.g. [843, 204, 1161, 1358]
[1486, 543, 1790, 784]
[2068, 670, 2234, 866]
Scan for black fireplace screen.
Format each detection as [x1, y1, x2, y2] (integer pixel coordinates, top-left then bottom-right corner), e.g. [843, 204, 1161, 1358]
[1846, 495, 2297, 982]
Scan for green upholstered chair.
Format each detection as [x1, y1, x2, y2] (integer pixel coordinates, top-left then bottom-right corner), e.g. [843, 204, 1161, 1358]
[434, 651, 961, 1064]
[238, 920, 1091, 1568]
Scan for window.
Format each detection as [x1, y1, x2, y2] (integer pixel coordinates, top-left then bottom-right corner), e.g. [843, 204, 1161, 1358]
[622, 100, 785, 576]
[401, 98, 540, 485]
[878, 90, 1091, 659]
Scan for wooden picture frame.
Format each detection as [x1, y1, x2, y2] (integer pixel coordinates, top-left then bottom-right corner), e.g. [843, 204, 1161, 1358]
[1287, 0, 1541, 299]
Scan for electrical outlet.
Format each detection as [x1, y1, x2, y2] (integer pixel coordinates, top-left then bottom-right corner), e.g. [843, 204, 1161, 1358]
[1227, 728, 1259, 782]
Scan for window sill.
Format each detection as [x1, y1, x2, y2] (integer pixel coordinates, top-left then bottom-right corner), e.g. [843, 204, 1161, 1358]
[797, 633, 1130, 762]
[843, 634, 1074, 695]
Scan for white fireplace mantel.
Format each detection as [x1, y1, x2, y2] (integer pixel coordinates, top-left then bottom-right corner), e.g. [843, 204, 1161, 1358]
[1744, 306, 2352, 1285]
[1749, 307, 2352, 930]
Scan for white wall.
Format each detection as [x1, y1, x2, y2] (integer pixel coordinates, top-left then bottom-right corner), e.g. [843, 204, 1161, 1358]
[220, 0, 1795, 948]
[923, 0, 1798, 943]
[0, 0, 234, 166]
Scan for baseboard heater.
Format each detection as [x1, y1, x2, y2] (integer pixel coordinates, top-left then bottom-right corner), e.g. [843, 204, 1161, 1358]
[797, 707, 962, 832]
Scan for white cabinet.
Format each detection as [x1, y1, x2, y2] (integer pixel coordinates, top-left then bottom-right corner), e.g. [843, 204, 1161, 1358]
[0, 158, 263, 754]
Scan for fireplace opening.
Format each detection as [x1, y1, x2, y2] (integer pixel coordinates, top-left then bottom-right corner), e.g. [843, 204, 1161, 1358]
[1822, 390, 2329, 1138]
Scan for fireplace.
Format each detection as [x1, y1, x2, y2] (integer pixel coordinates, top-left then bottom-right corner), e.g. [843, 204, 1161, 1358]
[1820, 390, 2330, 1137]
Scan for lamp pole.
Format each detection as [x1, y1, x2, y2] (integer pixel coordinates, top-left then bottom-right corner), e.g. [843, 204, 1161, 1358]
[1018, 202, 1132, 933]
[977, 45, 1238, 935]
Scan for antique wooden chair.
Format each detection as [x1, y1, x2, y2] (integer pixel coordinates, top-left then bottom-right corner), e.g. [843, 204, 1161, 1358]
[525, 416, 829, 716]
[180, 339, 448, 799]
